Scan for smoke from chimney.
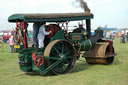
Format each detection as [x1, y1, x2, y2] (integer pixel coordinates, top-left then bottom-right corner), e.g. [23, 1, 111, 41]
[76, 0, 90, 13]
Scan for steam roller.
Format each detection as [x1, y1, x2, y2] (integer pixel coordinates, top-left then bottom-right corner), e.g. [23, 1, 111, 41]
[84, 42, 116, 65]
[8, 12, 117, 75]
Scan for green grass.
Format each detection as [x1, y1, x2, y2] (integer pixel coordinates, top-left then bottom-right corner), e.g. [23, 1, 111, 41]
[0, 39, 128, 85]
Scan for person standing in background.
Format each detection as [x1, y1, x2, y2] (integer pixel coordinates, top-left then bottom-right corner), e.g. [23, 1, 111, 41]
[120, 34, 125, 43]
[9, 35, 14, 53]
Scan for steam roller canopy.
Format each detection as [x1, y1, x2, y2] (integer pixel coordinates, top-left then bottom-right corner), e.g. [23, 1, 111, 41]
[84, 42, 115, 65]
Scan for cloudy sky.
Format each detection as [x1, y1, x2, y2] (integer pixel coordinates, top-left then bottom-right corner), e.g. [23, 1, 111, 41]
[0, 0, 128, 31]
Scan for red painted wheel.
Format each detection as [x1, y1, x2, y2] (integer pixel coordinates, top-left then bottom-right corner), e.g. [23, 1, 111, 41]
[32, 53, 44, 67]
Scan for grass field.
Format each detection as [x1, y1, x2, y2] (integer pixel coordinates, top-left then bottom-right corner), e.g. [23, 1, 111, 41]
[0, 39, 128, 85]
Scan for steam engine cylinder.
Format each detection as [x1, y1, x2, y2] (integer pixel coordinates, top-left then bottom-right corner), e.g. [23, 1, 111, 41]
[80, 39, 92, 51]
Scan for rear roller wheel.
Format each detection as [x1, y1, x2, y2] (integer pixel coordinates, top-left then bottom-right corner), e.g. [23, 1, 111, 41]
[44, 40, 77, 75]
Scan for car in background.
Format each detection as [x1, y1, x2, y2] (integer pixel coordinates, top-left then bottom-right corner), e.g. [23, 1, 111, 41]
[0, 30, 14, 43]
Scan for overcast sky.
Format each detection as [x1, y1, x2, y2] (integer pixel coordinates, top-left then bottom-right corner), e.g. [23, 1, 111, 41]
[0, 0, 128, 31]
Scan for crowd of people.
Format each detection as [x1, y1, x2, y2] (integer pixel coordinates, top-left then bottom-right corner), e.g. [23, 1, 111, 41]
[104, 31, 128, 43]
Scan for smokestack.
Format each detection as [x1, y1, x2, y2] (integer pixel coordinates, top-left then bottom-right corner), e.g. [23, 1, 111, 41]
[76, 0, 90, 13]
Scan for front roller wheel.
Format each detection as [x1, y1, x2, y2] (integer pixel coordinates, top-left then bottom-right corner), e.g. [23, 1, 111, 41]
[85, 43, 115, 65]
[44, 40, 77, 75]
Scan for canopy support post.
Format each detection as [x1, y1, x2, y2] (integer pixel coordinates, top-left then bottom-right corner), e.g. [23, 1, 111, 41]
[21, 21, 27, 49]
[66, 22, 69, 32]
[86, 19, 91, 38]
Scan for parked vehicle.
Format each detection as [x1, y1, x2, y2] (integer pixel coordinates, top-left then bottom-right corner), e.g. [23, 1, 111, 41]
[0, 30, 14, 42]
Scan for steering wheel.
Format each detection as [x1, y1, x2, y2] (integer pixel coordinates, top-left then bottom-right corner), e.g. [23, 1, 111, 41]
[46, 24, 61, 38]
[47, 32, 53, 38]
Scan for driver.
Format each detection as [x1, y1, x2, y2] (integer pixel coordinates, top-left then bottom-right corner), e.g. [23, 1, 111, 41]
[37, 22, 51, 48]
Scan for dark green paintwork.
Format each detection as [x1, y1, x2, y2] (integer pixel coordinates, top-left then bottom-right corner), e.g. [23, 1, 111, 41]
[80, 39, 92, 51]
[69, 30, 91, 51]
[40, 57, 63, 75]
[8, 14, 24, 22]
[8, 13, 93, 22]
[18, 48, 46, 72]
[50, 30, 65, 41]
[18, 48, 35, 72]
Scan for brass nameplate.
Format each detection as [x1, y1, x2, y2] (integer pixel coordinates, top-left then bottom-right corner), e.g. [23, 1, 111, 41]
[72, 35, 81, 40]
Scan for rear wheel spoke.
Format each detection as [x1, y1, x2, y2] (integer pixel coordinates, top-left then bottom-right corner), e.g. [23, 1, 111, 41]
[48, 56, 60, 60]
[56, 64, 59, 72]
[63, 47, 70, 53]
[65, 51, 70, 56]
[67, 56, 72, 58]
[54, 47, 60, 54]
[62, 44, 64, 53]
